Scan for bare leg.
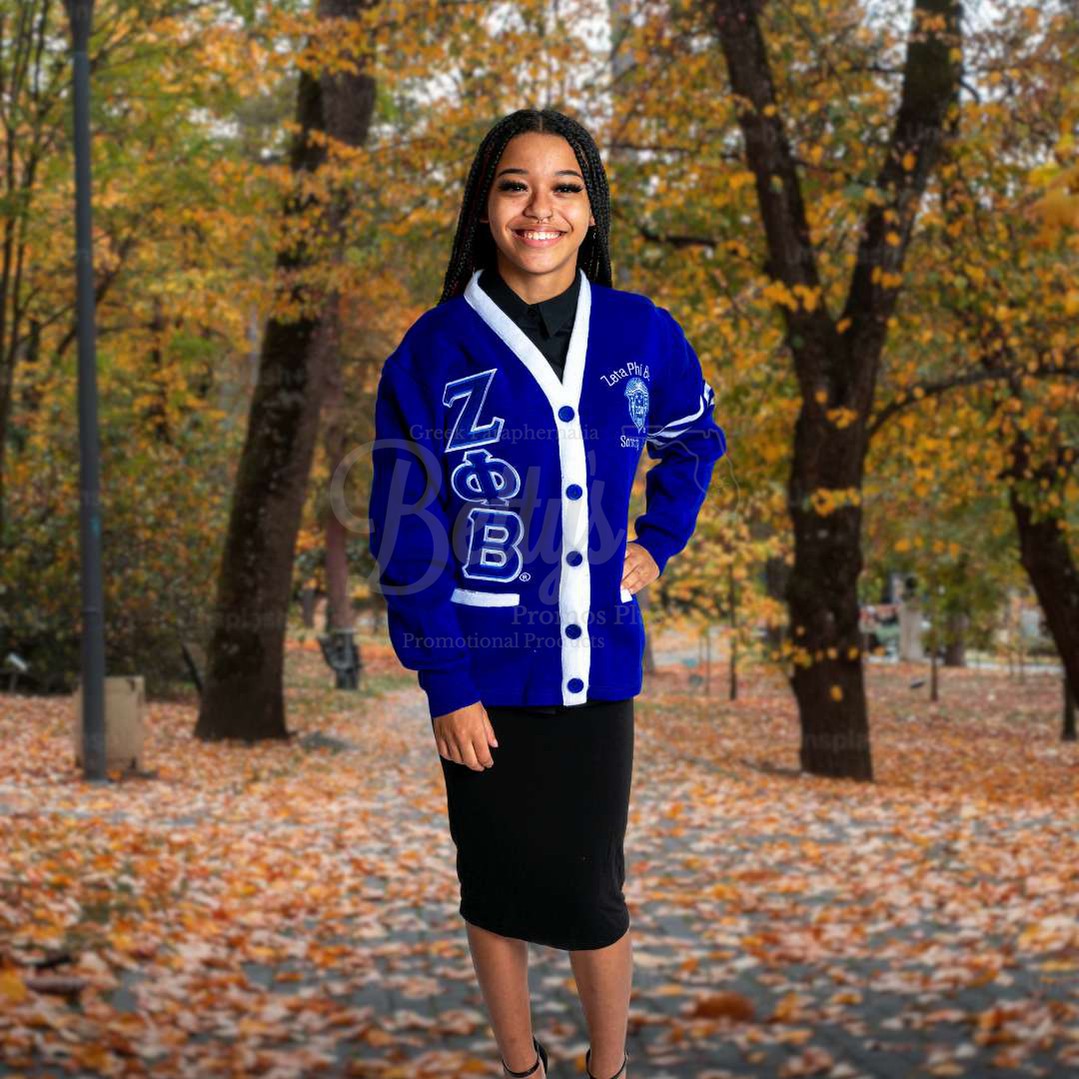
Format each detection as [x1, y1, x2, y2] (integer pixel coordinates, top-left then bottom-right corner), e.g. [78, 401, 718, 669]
[465, 919, 547, 1076]
[569, 928, 633, 1077]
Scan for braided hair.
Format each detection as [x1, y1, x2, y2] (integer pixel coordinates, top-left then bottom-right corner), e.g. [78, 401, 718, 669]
[438, 108, 612, 304]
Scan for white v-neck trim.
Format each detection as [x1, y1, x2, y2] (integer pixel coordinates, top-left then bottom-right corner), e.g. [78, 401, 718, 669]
[462, 266, 593, 706]
[463, 267, 590, 412]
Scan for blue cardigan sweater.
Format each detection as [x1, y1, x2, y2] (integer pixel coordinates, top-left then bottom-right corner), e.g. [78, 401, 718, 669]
[367, 267, 727, 718]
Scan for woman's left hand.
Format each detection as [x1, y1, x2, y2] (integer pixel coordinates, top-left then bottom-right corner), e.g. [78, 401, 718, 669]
[622, 541, 659, 597]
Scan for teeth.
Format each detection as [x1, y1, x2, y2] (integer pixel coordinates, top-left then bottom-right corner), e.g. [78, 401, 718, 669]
[519, 230, 561, 240]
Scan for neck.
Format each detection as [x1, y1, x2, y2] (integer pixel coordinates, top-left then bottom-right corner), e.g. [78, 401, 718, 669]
[494, 254, 577, 305]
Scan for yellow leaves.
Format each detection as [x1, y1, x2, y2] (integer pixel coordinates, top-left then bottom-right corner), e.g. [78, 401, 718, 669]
[1025, 163, 1079, 243]
[0, 967, 28, 1004]
[728, 171, 756, 192]
[825, 406, 858, 429]
[763, 278, 820, 312]
[830, 684, 844, 701]
[836, 317, 852, 334]
[964, 262, 987, 287]
[901, 151, 917, 172]
[871, 265, 904, 289]
[763, 279, 798, 310]
[808, 486, 862, 515]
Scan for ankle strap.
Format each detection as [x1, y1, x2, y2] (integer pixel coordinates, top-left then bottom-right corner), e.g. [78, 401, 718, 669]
[503, 1035, 541, 1078]
[586, 1048, 628, 1079]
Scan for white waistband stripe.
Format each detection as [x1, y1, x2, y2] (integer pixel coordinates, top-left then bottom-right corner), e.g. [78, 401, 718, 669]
[450, 588, 521, 607]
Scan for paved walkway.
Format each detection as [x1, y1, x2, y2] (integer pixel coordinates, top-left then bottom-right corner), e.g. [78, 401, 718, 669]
[1, 674, 1077, 1078]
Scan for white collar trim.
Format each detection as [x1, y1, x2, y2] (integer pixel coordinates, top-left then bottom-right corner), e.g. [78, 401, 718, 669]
[462, 267, 590, 413]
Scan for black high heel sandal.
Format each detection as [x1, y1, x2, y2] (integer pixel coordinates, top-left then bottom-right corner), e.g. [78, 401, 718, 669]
[502, 1035, 548, 1078]
[585, 1048, 628, 1079]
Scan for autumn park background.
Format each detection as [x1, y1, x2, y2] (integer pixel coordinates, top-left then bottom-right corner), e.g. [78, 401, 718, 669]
[1, 0, 1077, 1076]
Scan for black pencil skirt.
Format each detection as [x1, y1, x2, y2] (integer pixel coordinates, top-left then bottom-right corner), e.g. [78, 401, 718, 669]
[438, 696, 634, 951]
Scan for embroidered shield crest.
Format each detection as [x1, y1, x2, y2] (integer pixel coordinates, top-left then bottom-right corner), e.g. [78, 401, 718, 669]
[624, 376, 649, 433]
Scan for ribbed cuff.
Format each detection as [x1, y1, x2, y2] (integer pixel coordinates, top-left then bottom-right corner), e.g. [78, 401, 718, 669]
[417, 664, 481, 720]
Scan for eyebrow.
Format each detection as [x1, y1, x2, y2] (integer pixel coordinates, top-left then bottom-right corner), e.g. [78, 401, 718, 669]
[495, 167, 584, 180]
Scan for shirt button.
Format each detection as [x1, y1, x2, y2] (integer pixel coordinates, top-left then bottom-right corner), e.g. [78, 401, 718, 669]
[566, 483, 583, 500]
[567, 677, 584, 693]
[558, 405, 575, 422]
[566, 550, 583, 566]
[565, 624, 582, 639]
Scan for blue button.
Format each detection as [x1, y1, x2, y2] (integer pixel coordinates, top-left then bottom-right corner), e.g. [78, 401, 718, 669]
[566, 550, 583, 566]
[565, 624, 582, 639]
[567, 677, 584, 693]
[558, 405, 575, 422]
[566, 484, 582, 499]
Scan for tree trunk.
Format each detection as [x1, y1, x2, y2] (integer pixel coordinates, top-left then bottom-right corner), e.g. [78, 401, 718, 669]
[1004, 426, 1079, 714]
[1064, 676, 1076, 743]
[322, 349, 354, 633]
[195, 0, 376, 742]
[712, 0, 961, 778]
[943, 610, 967, 667]
[762, 554, 789, 662]
[784, 419, 873, 776]
[300, 587, 318, 628]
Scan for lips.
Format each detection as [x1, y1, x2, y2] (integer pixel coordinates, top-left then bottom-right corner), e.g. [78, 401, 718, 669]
[513, 228, 565, 247]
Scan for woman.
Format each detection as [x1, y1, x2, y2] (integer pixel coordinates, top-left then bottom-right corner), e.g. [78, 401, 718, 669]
[367, 108, 727, 1079]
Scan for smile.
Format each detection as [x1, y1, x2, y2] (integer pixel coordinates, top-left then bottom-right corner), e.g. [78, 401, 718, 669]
[513, 229, 564, 246]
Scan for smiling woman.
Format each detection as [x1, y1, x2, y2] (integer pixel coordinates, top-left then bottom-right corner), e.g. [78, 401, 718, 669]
[477, 132, 596, 303]
[368, 108, 727, 1079]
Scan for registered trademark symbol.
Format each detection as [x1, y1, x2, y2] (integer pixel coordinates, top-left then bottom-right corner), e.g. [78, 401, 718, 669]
[519, 573, 530, 581]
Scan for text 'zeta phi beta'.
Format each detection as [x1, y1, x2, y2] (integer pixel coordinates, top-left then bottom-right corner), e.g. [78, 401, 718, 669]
[443, 368, 525, 585]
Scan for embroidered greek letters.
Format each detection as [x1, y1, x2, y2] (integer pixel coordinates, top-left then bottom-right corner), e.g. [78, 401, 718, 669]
[443, 370, 524, 583]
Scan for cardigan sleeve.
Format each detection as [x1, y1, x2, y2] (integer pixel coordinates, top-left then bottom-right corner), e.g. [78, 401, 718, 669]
[367, 354, 482, 720]
[631, 307, 727, 576]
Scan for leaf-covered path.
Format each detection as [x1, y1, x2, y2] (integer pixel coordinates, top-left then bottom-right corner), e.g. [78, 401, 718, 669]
[1, 644, 1077, 1078]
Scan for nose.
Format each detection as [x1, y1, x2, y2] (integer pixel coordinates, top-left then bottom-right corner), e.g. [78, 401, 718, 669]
[525, 190, 554, 221]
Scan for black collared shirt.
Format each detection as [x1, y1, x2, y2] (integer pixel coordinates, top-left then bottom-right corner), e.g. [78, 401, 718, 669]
[477, 264, 580, 382]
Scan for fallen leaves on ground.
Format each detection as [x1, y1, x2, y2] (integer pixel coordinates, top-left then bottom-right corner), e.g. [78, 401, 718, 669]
[0, 637, 1076, 1078]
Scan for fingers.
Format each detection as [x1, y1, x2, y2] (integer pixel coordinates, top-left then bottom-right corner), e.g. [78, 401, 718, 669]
[433, 701, 497, 771]
[622, 542, 659, 595]
[483, 709, 499, 749]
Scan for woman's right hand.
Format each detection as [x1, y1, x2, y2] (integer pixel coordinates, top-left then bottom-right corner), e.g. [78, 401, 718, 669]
[432, 700, 498, 770]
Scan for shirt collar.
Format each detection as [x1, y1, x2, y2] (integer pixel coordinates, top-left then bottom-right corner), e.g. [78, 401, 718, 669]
[478, 264, 581, 337]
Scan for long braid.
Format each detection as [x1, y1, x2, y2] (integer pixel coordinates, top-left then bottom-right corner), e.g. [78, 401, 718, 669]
[439, 109, 612, 304]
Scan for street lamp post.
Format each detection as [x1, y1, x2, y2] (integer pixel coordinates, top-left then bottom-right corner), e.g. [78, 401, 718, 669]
[65, 0, 106, 782]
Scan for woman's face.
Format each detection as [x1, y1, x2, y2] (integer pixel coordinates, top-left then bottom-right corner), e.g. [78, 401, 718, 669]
[480, 131, 595, 292]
